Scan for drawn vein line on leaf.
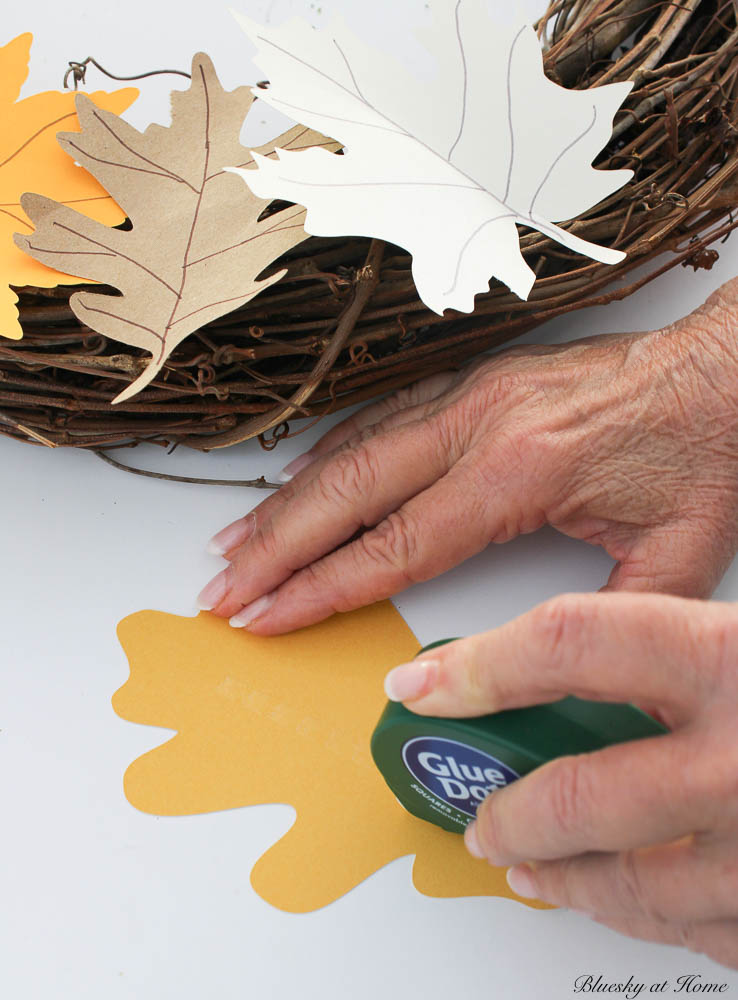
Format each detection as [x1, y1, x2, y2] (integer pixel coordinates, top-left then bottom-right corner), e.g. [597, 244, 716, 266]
[503, 25, 527, 204]
[446, 212, 517, 296]
[0, 195, 113, 208]
[0, 111, 77, 170]
[53, 220, 179, 296]
[171, 290, 280, 328]
[267, 98, 405, 137]
[448, 0, 468, 160]
[160, 62, 213, 362]
[272, 179, 480, 191]
[25, 243, 115, 259]
[451, 101, 601, 298]
[77, 302, 165, 344]
[1, 207, 29, 228]
[332, 38, 370, 104]
[187, 207, 306, 267]
[529, 104, 598, 216]
[258, 34, 350, 95]
[87, 107, 198, 191]
[64, 138, 194, 192]
[64, 195, 112, 204]
[254, 31, 504, 199]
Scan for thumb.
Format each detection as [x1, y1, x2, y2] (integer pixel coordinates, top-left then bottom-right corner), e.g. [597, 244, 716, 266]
[603, 520, 731, 599]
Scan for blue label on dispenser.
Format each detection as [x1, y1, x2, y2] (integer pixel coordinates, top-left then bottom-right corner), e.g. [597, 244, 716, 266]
[402, 737, 519, 819]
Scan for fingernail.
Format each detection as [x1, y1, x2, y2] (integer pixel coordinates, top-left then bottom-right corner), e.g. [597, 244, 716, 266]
[229, 591, 277, 628]
[464, 821, 486, 860]
[506, 864, 538, 899]
[278, 451, 315, 483]
[197, 568, 230, 611]
[384, 660, 437, 702]
[207, 513, 256, 556]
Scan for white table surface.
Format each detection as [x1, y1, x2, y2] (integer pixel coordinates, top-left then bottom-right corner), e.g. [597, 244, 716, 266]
[3, 1, 738, 997]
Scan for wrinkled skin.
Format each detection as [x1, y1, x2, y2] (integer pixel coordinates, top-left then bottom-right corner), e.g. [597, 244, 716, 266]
[198, 278, 738, 965]
[199, 278, 738, 630]
[384, 591, 738, 970]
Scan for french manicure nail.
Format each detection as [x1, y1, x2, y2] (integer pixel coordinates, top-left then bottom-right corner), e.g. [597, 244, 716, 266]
[229, 592, 277, 629]
[207, 513, 255, 556]
[278, 451, 315, 483]
[506, 864, 538, 899]
[384, 660, 437, 702]
[464, 821, 486, 860]
[197, 568, 230, 611]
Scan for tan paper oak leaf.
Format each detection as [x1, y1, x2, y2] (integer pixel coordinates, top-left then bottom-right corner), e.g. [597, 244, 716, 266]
[16, 53, 336, 403]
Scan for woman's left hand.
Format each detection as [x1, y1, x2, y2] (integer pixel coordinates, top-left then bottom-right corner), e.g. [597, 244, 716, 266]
[384, 590, 738, 969]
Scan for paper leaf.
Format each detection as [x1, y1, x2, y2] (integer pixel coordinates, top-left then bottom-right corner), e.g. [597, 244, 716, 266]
[16, 54, 336, 403]
[113, 605, 551, 913]
[0, 32, 137, 339]
[230, 5, 634, 314]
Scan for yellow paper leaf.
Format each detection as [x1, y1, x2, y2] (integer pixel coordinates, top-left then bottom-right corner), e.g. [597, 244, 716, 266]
[0, 32, 137, 339]
[113, 604, 550, 913]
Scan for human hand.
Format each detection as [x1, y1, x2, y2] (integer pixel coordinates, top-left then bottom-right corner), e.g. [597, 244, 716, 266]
[383, 590, 738, 969]
[198, 280, 738, 635]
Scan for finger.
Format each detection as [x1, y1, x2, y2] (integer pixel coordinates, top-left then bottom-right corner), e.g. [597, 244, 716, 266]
[587, 914, 738, 970]
[207, 377, 457, 562]
[604, 520, 733, 600]
[508, 837, 738, 923]
[208, 415, 461, 619]
[304, 372, 456, 462]
[386, 591, 716, 724]
[232, 463, 505, 633]
[466, 730, 718, 866]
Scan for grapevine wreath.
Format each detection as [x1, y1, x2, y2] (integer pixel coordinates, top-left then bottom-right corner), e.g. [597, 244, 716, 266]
[2, 0, 738, 479]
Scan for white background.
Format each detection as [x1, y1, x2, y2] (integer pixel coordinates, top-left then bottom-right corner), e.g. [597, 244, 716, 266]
[3, 1, 738, 997]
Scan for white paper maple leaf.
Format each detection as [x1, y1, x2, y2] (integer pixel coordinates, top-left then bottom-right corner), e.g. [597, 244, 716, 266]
[230, 2, 634, 315]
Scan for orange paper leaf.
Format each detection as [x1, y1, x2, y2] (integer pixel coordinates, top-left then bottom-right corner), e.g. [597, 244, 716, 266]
[0, 32, 137, 339]
[113, 604, 550, 913]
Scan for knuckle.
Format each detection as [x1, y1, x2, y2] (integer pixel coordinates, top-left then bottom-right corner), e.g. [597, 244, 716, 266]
[355, 510, 420, 584]
[556, 857, 583, 909]
[248, 517, 283, 565]
[432, 411, 463, 459]
[292, 560, 345, 615]
[529, 594, 593, 679]
[392, 382, 426, 409]
[317, 445, 378, 507]
[546, 755, 595, 843]
[276, 478, 299, 505]
[442, 370, 524, 428]
[333, 413, 362, 441]
[480, 370, 526, 407]
[464, 639, 497, 705]
[615, 850, 660, 921]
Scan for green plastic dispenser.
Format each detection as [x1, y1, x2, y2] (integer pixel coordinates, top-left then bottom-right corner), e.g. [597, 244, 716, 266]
[371, 640, 668, 834]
